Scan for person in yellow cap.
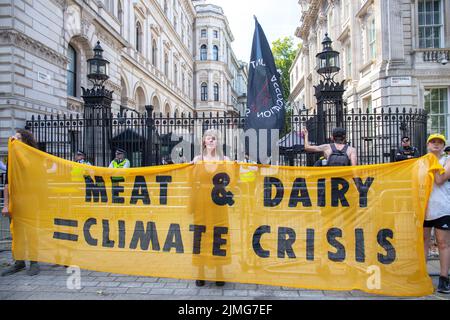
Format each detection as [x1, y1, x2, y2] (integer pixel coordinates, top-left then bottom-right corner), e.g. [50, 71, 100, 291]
[424, 133, 450, 294]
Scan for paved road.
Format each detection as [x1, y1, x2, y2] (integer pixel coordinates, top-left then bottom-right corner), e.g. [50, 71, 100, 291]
[0, 251, 448, 300]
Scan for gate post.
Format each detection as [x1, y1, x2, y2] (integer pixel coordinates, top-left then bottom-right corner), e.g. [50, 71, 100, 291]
[144, 105, 154, 166]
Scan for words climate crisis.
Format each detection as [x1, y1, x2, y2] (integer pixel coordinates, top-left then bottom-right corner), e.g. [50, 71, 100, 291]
[51, 172, 396, 265]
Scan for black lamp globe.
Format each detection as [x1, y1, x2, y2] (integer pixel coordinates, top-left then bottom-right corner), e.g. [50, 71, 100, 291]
[316, 33, 340, 80]
[87, 41, 109, 86]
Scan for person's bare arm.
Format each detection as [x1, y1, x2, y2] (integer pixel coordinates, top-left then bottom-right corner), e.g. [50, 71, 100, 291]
[302, 128, 328, 153]
[1, 184, 9, 217]
[350, 147, 358, 166]
[191, 155, 201, 164]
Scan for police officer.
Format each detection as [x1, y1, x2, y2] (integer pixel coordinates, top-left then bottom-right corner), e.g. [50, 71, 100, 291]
[109, 148, 130, 168]
[75, 150, 92, 165]
[395, 136, 419, 161]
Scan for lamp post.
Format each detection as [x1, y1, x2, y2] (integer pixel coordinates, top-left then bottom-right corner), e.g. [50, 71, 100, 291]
[313, 33, 345, 145]
[81, 41, 113, 166]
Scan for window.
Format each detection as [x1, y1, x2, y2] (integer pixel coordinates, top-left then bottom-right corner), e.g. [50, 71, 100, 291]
[174, 63, 178, 87]
[174, 15, 177, 32]
[213, 45, 219, 61]
[342, 0, 349, 22]
[214, 83, 219, 101]
[362, 96, 374, 137]
[118, 1, 123, 34]
[152, 39, 157, 66]
[136, 21, 142, 53]
[67, 44, 77, 97]
[367, 18, 376, 60]
[201, 82, 208, 101]
[182, 72, 185, 93]
[104, 0, 114, 13]
[201, 29, 207, 38]
[188, 79, 191, 98]
[418, 0, 443, 48]
[213, 30, 218, 38]
[425, 88, 448, 136]
[164, 0, 168, 15]
[164, 53, 169, 76]
[200, 45, 207, 60]
[346, 44, 352, 78]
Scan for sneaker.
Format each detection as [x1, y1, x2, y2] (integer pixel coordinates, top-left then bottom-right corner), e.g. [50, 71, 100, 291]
[437, 276, 450, 294]
[215, 281, 225, 287]
[26, 262, 40, 276]
[195, 280, 205, 287]
[1, 260, 26, 276]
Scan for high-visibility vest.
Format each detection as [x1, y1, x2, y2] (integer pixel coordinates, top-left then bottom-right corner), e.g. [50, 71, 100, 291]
[111, 159, 130, 168]
[239, 162, 257, 182]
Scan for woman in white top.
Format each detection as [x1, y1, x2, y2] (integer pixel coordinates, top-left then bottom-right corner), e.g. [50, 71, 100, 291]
[192, 129, 231, 164]
[424, 133, 450, 294]
[191, 129, 231, 288]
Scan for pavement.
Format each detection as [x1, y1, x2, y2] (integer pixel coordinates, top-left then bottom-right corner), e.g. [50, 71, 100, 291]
[0, 250, 449, 300]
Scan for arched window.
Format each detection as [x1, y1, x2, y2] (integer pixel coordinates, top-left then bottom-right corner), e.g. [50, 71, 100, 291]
[135, 87, 146, 112]
[164, 53, 169, 76]
[67, 44, 77, 97]
[201, 82, 208, 101]
[136, 21, 142, 53]
[214, 83, 219, 101]
[200, 44, 207, 60]
[213, 45, 219, 61]
[152, 39, 157, 66]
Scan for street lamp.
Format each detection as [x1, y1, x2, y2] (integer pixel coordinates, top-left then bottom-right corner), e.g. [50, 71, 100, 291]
[313, 33, 346, 150]
[87, 41, 110, 87]
[316, 33, 340, 82]
[81, 40, 114, 166]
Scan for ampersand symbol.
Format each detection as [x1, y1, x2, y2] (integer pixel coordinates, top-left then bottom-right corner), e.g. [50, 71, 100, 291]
[211, 173, 235, 206]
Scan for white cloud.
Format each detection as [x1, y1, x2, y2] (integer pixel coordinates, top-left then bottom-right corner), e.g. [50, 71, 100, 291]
[205, 0, 300, 61]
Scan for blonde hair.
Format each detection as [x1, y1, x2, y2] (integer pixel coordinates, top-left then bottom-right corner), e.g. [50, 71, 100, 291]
[201, 129, 223, 159]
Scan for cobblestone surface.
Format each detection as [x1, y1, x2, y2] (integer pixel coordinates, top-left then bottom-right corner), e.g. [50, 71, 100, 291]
[0, 251, 448, 300]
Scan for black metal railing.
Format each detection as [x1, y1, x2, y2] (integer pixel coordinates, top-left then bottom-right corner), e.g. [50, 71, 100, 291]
[25, 107, 428, 167]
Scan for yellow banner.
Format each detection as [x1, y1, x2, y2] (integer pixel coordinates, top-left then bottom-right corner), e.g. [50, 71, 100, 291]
[8, 139, 441, 296]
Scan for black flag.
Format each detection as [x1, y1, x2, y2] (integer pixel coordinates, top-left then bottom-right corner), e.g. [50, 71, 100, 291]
[245, 17, 285, 131]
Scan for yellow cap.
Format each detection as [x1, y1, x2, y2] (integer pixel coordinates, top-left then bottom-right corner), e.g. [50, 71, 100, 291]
[427, 133, 446, 144]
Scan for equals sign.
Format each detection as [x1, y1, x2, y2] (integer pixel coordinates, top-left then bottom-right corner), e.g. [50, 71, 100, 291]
[53, 218, 78, 241]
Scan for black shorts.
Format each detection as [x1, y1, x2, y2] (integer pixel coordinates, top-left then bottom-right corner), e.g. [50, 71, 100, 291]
[423, 215, 450, 230]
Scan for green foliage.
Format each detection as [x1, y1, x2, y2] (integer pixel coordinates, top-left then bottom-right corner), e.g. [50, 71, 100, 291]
[272, 37, 301, 134]
[271, 37, 301, 102]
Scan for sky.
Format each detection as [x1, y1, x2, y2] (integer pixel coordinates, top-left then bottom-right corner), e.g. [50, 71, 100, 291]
[205, 0, 301, 62]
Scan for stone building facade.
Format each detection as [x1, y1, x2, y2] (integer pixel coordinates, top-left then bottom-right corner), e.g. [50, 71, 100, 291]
[290, 0, 450, 139]
[0, 0, 247, 155]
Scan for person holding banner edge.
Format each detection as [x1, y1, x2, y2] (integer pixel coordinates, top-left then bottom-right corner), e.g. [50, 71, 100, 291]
[191, 129, 231, 287]
[1, 129, 41, 277]
[424, 133, 450, 294]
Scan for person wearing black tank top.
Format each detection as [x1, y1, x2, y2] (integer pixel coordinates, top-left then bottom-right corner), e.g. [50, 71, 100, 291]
[302, 127, 357, 166]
